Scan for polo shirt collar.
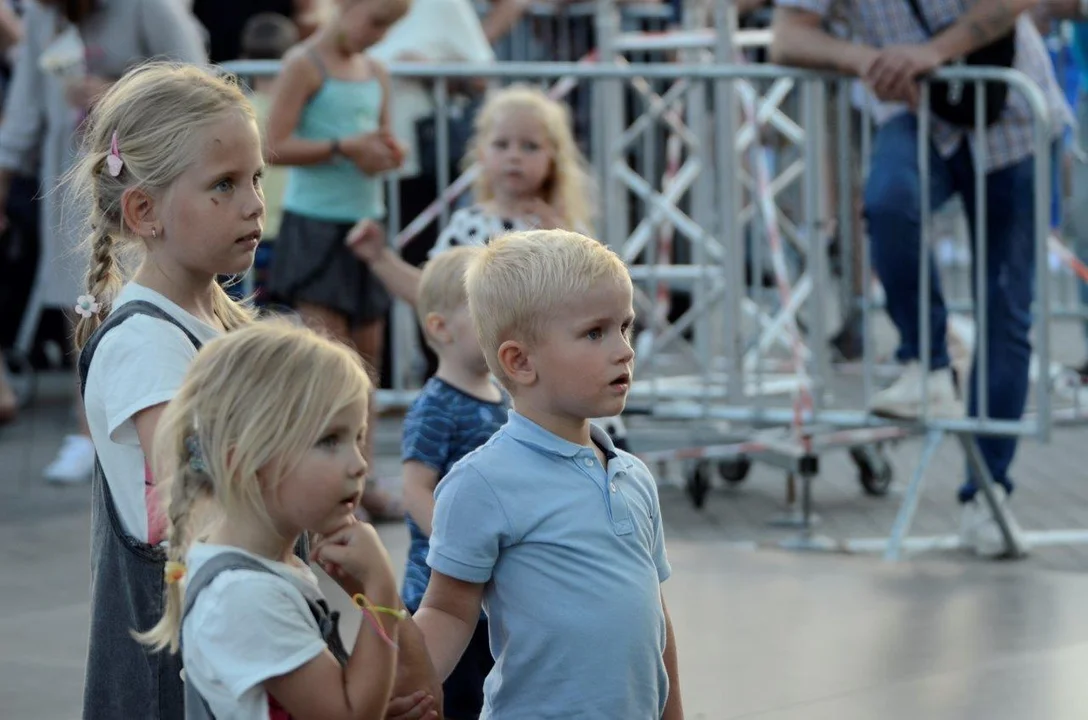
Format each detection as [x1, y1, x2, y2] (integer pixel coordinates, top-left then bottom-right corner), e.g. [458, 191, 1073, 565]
[504, 411, 633, 470]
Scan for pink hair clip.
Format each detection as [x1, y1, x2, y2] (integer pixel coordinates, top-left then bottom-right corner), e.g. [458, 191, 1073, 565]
[106, 131, 123, 177]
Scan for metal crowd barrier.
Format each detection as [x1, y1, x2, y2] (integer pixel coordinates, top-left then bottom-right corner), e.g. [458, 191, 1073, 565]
[219, 22, 1076, 562]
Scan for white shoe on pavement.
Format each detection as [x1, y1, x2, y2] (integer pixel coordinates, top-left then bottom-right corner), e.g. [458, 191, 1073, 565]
[43, 434, 95, 484]
[869, 362, 964, 419]
[958, 487, 1027, 558]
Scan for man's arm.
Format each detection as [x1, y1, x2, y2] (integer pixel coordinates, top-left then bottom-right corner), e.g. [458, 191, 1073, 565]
[930, 0, 1039, 64]
[661, 597, 684, 720]
[769, 6, 876, 75]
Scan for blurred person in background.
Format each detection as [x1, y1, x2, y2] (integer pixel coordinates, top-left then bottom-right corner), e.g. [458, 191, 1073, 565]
[0, 0, 205, 481]
[240, 12, 298, 248]
[370, 0, 494, 383]
[772, 0, 1071, 557]
[0, 0, 21, 426]
[1036, 0, 1088, 378]
[192, 0, 319, 63]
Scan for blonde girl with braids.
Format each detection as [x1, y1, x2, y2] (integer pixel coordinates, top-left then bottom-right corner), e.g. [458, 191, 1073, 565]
[136, 321, 437, 720]
[71, 62, 265, 720]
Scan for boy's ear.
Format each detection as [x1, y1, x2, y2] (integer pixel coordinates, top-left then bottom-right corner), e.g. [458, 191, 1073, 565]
[497, 340, 535, 387]
[121, 187, 159, 240]
[424, 312, 449, 344]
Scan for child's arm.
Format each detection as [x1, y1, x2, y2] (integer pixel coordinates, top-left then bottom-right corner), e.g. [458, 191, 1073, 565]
[413, 572, 486, 682]
[265, 49, 339, 166]
[402, 461, 440, 535]
[314, 524, 444, 720]
[265, 523, 401, 720]
[661, 596, 684, 720]
[346, 221, 422, 306]
[371, 57, 406, 168]
[391, 616, 445, 719]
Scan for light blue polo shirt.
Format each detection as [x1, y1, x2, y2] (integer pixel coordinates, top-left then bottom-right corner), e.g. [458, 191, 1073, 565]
[427, 411, 672, 719]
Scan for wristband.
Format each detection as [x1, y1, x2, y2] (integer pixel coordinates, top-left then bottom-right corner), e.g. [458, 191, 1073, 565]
[330, 138, 341, 158]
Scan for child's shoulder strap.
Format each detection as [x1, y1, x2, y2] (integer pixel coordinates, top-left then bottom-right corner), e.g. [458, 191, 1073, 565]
[180, 550, 325, 619]
[304, 46, 329, 81]
[77, 300, 202, 397]
[180, 550, 349, 663]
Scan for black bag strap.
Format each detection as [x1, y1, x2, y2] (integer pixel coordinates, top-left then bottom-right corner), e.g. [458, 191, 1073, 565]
[902, 0, 934, 37]
[78, 299, 202, 398]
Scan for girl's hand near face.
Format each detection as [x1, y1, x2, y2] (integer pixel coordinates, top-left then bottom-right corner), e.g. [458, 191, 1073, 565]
[311, 519, 396, 597]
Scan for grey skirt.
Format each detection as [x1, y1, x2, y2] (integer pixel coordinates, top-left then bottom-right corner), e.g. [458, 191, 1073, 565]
[267, 210, 391, 327]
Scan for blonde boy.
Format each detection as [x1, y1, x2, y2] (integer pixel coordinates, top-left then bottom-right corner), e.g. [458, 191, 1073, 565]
[414, 230, 684, 719]
[400, 246, 508, 719]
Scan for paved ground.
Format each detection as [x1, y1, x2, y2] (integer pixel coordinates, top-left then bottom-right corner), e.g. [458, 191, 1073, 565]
[4, 339, 1088, 718]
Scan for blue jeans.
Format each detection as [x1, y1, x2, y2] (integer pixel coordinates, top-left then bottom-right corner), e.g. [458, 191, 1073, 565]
[864, 113, 1036, 502]
[1070, 90, 1088, 348]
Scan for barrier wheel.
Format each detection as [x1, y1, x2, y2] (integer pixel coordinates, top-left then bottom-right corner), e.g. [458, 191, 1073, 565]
[686, 463, 712, 509]
[718, 458, 751, 484]
[4, 349, 36, 409]
[850, 445, 893, 496]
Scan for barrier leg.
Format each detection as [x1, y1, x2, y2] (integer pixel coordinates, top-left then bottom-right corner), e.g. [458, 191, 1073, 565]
[958, 433, 1028, 559]
[883, 429, 944, 562]
[768, 470, 820, 530]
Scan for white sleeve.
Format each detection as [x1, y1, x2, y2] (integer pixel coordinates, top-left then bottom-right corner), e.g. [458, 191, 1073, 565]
[184, 571, 328, 700]
[89, 315, 201, 443]
[433, 0, 495, 64]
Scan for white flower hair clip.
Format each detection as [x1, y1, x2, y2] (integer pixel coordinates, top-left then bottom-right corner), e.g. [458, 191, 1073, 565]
[74, 294, 100, 318]
[106, 131, 123, 177]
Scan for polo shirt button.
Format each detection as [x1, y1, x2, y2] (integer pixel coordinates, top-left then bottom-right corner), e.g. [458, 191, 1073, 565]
[583, 458, 594, 467]
[610, 482, 617, 493]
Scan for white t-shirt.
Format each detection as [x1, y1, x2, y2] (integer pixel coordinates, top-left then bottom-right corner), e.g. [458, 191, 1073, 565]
[369, 0, 494, 178]
[181, 544, 329, 720]
[83, 283, 221, 542]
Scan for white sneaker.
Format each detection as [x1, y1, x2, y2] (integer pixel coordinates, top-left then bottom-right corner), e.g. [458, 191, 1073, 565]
[44, 434, 95, 484]
[869, 362, 964, 419]
[958, 487, 1026, 558]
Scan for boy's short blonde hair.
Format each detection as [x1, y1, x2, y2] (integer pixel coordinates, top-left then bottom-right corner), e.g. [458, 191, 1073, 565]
[418, 246, 482, 345]
[465, 230, 631, 388]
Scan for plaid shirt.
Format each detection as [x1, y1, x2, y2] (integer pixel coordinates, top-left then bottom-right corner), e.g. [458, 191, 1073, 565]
[778, 0, 1073, 172]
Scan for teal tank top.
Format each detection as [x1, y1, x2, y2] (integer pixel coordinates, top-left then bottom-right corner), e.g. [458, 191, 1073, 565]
[282, 51, 385, 223]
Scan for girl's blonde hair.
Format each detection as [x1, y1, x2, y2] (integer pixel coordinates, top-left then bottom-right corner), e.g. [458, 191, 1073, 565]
[465, 84, 595, 232]
[136, 319, 373, 654]
[70, 62, 259, 350]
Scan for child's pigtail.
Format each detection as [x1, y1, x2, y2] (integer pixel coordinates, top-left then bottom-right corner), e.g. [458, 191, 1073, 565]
[74, 217, 122, 350]
[133, 395, 214, 654]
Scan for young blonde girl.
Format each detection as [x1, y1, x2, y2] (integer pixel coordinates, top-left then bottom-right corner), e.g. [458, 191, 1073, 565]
[348, 83, 594, 325]
[71, 62, 264, 720]
[136, 321, 426, 719]
[265, 0, 410, 523]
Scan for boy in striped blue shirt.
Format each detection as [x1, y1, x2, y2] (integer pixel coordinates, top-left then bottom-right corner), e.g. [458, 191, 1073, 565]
[398, 246, 508, 720]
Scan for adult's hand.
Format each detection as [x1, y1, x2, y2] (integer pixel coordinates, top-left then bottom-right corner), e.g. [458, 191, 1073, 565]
[863, 43, 944, 107]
